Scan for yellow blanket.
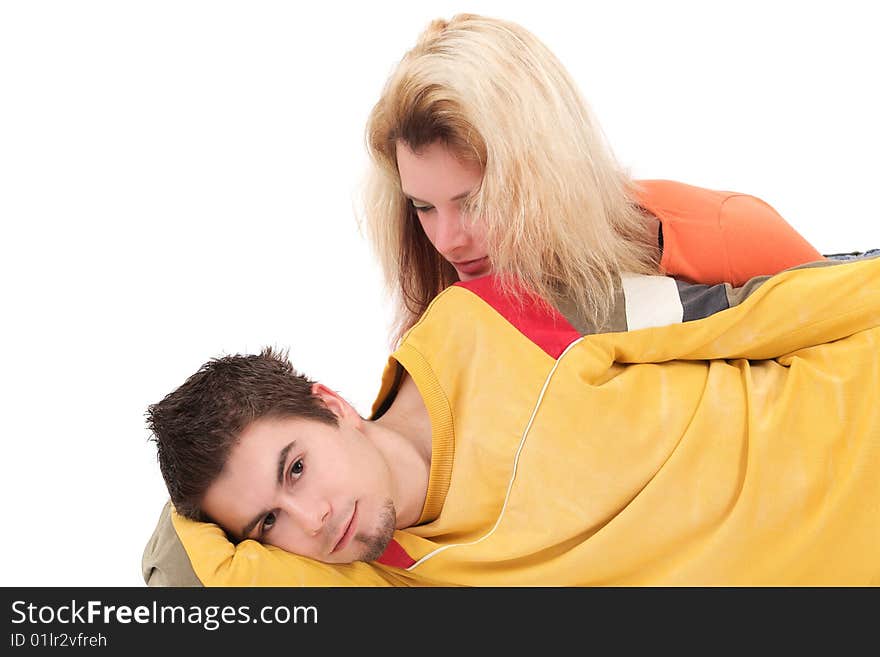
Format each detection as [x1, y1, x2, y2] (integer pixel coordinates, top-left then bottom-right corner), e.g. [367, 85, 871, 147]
[145, 256, 880, 586]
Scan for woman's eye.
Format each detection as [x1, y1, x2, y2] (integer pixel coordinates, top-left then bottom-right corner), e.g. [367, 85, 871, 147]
[410, 201, 433, 213]
[262, 512, 277, 534]
[289, 458, 304, 480]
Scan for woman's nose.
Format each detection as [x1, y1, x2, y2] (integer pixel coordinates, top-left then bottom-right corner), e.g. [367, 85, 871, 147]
[433, 209, 469, 256]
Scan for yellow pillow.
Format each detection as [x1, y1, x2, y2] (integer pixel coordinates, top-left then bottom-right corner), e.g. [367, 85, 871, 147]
[142, 501, 422, 587]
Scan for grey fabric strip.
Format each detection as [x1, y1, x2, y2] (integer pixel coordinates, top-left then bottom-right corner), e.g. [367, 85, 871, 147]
[675, 280, 731, 321]
[142, 500, 203, 587]
[554, 254, 880, 337]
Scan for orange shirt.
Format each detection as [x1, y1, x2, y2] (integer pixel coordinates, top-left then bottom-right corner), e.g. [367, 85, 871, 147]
[636, 179, 824, 286]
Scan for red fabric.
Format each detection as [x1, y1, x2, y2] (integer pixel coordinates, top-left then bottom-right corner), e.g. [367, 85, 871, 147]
[454, 277, 580, 359]
[375, 539, 416, 569]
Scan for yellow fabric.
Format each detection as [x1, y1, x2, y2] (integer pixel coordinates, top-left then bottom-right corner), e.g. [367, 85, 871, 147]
[171, 256, 880, 585]
[392, 341, 457, 525]
[169, 511, 420, 586]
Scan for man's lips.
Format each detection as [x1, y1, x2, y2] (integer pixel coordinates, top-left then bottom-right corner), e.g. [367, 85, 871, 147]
[330, 503, 357, 555]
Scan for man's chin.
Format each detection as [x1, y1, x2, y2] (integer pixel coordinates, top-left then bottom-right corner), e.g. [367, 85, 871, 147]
[353, 498, 397, 563]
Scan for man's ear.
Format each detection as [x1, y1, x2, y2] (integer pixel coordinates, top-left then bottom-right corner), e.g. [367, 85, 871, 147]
[311, 383, 364, 428]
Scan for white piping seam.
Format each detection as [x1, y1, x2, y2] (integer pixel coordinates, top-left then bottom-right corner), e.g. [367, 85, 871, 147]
[405, 336, 586, 571]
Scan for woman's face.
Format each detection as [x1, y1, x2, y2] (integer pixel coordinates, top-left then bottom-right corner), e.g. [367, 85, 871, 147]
[396, 140, 491, 281]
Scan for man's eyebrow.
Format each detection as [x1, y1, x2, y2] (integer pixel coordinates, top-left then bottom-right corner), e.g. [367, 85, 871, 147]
[239, 440, 296, 540]
[276, 440, 296, 486]
[403, 190, 472, 205]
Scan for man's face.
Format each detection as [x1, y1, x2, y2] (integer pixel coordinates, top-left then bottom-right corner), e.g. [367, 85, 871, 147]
[201, 412, 397, 564]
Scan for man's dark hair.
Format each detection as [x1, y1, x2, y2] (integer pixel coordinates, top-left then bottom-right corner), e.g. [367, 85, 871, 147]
[146, 347, 337, 521]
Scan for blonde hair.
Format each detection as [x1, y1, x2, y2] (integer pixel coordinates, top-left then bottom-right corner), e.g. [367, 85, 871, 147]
[363, 13, 659, 344]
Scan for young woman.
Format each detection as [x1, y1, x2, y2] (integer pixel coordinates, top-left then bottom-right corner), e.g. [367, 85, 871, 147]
[363, 13, 821, 342]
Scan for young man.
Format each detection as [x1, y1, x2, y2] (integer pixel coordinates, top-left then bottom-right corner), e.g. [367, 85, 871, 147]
[148, 347, 432, 565]
[147, 256, 880, 585]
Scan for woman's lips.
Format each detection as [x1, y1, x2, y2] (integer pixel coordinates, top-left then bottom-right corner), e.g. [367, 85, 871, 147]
[453, 256, 490, 277]
[331, 503, 358, 555]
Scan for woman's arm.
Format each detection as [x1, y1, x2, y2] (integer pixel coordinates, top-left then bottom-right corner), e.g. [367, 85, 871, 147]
[636, 179, 823, 286]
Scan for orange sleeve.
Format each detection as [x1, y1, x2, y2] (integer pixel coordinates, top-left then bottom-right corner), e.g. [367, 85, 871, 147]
[636, 180, 824, 287]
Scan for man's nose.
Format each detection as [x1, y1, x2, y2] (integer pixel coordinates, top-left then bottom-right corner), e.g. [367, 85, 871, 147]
[283, 495, 330, 536]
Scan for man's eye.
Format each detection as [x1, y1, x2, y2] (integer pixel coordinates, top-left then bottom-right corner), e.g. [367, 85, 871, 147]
[289, 458, 304, 479]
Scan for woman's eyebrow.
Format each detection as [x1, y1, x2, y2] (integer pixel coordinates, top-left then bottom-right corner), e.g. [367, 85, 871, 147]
[404, 190, 472, 205]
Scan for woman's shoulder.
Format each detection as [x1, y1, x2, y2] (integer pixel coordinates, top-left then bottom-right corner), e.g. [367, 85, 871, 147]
[633, 179, 769, 218]
[634, 179, 822, 286]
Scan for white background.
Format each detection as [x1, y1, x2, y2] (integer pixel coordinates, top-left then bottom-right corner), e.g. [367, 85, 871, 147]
[1, 1, 876, 586]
